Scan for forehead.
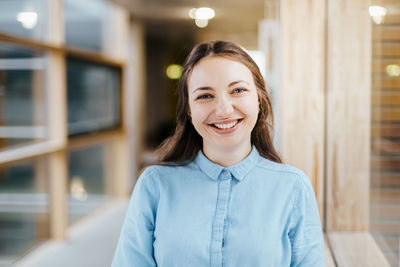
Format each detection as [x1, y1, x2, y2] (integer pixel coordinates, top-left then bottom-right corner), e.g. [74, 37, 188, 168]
[187, 56, 254, 90]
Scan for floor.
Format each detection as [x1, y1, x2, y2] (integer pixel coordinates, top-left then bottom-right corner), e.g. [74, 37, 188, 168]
[14, 200, 128, 267]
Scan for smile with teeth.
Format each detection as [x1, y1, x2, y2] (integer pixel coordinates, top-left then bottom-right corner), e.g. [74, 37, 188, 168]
[212, 119, 242, 129]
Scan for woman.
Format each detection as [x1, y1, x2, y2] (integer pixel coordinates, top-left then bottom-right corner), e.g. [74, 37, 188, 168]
[112, 40, 325, 266]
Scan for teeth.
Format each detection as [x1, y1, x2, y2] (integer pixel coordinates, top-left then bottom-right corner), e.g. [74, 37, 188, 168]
[214, 120, 239, 129]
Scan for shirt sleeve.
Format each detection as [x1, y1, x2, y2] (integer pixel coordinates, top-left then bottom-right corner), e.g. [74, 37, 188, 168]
[112, 167, 159, 267]
[288, 172, 325, 267]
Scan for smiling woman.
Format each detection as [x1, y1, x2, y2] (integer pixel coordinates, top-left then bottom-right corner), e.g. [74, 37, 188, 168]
[156, 40, 281, 165]
[112, 40, 325, 267]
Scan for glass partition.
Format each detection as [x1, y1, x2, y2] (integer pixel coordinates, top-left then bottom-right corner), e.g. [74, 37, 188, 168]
[0, 0, 47, 41]
[66, 57, 120, 136]
[0, 0, 129, 265]
[370, 2, 400, 266]
[0, 158, 49, 266]
[64, 0, 113, 52]
[68, 144, 109, 224]
[0, 42, 47, 151]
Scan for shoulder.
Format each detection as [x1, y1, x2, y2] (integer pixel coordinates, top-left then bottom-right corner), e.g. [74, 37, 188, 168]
[144, 161, 198, 174]
[138, 161, 199, 181]
[255, 157, 312, 188]
[134, 163, 199, 197]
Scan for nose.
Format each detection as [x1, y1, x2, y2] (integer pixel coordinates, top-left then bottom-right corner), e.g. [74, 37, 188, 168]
[215, 95, 234, 117]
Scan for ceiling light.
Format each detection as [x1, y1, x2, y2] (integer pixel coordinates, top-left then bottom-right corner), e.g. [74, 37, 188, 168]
[16, 11, 38, 29]
[188, 7, 215, 28]
[166, 64, 183, 79]
[386, 64, 400, 77]
[195, 19, 208, 28]
[369, 6, 387, 24]
[195, 7, 215, 20]
[189, 8, 197, 19]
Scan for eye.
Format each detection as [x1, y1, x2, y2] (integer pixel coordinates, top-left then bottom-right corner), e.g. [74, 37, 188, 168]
[232, 88, 247, 94]
[196, 94, 213, 100]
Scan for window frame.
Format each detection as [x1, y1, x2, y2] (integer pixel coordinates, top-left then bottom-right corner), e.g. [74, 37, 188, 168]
[0, 0, 131, 244]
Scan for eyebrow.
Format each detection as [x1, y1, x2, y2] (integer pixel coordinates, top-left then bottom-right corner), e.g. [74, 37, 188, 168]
[192, 80, 250, 94]
[229, 80, 249, 87]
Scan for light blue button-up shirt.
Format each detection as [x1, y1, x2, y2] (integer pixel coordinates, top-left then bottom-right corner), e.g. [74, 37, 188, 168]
[112, 147, 325, 266]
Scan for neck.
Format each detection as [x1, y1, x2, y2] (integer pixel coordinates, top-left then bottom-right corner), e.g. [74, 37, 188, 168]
[203, 142, 252, 167]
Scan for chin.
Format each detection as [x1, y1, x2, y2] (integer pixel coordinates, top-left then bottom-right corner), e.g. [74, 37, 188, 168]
[211, 139, 249, 150]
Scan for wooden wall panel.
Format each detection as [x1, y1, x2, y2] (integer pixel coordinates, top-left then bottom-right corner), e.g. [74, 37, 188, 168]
[374, 43, 400, 57]
[325, 0, 371, 231]
[280, 0, 326, 225]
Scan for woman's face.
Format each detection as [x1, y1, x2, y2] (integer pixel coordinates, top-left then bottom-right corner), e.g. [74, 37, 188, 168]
[187, 56, 259, 153]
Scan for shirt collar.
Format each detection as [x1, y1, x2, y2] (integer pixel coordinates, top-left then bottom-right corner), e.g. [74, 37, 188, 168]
[194, 145, 260, 182]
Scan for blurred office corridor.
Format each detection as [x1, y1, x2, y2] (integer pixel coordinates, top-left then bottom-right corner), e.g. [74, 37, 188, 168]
[1, 0, 399, 266]
[15, 200, 127, 267]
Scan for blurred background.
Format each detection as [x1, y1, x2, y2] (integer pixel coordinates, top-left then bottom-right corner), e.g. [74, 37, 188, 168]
[0, 0, 399, 266]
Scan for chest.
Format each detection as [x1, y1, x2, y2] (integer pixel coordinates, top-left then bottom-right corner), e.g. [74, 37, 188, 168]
[153, 178, 294, 266]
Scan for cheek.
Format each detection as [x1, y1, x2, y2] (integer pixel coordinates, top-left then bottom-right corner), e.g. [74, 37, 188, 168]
[242, 97, 259, 117]
[189, 104, 207, 126]
[191, 112, 206, 127]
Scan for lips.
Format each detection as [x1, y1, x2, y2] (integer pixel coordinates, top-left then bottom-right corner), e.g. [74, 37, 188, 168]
[214, 120, 239, 129]
[208, 119, 243, 133]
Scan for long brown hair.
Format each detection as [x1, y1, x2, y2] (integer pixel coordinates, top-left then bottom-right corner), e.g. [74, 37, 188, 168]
[156, 40, 282, 164]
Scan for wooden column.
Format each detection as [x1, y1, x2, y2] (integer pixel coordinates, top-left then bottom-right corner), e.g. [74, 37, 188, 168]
[325, 0, 371, 231]
[126, 20, 146, 183]
[34, 157, 49, 239]
[112, 135, 131, 197]
[279, 0, 326, 225]
[271, 0, 381, 264]
[48, 150, 67, 239]
[47, 0, 67, 239]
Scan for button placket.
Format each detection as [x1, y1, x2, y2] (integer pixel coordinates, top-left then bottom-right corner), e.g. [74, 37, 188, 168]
[210, 169, 232, 267]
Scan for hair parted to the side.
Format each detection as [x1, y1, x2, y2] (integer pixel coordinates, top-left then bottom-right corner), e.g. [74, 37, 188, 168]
[156, 40, 282, 164]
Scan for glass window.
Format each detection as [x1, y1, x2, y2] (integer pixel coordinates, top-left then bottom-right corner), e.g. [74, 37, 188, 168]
[66, 57, 121, 136]
[0, 0, 46, 41]
[64, 0, 113, 52]
[0, 158, 49, 266]
[68, 144, 109, 224]
[0, 42, 47, 151]
[370, 2, 400, 266]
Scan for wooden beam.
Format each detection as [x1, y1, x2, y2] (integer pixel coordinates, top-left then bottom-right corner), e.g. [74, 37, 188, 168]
[371, 172, 400, 187]
[48, 150, 68, 239]
[372, 108, 400, 122]
[46, 0, 68, 239]
[372, 60, 400, 74]
[371, 92, 400, 106]
[373, 76, 400, 90]
[372, 138, 400, 154]
[125, 21, 146, 179]
[371, 188, 400, 202]
[279, 0, 326, 226]
[325, 0, 371, 231]
[373, 27, 400, 41]
[371, 124, 400, 138]
[373, 43, 400, 58]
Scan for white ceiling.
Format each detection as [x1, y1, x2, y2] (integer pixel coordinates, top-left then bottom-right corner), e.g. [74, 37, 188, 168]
[112, 0, 265, 20]
[112, 0, 266, 48]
